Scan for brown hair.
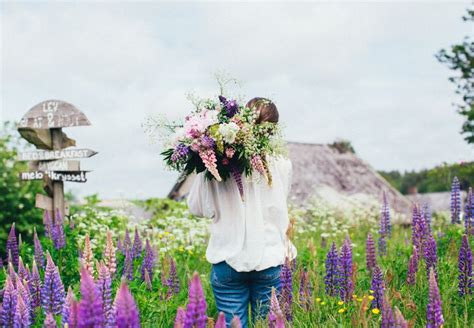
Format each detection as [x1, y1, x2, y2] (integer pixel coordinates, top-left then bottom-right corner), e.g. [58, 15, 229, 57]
[246, 97, 279, 124]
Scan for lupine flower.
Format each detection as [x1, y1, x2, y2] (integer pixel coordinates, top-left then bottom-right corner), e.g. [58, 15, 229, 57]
[171, 144, 190, 162]
[141, 239, 155, 281]
[339, 237, 354, 302]
[1, 275, 18, 327]
[199, 149, 222, 182]
[230, 164, 244, 200]
[174, 307, 186, 328]
[62, 287, 75, 327]
[114, 281, 140, 328]
[251, 155, 267, 180]
[166, 257, 180, 297]
[451, 176, 461, 224]
[324, 242, 339, 297]
[366, 233, 377, 272]
[78, 267, 105, 327]
[412, 204, 428, 252]
[214, 312, 226, 328]
[423, 234, 438, 280]
[381, 296, 394, 328]
[268, 288, 284, 328]
[41, 253, 65, 315]
[422, 203, 432, 232]
[218, 96, 239, 117]
[16, 278, 31, 323]
[81, 234, 95, 276]
[43, 312, 57, 328]
[117, 238, 123, 254]
[378, 235, 387, 257]
[123, 229, 132, 254]
[370, 266, 384, 310]
[43, 210, 53, 237]
[14, 290, 31, 328]
[427, 268, 444, 328]
[97, 263, 115, 327]
[393, 306, 408, 328]
[184, 272, 207, 328]
[29, 260, 42, 309]
[123, 248, 134, 281]
[230, 316, 243, 328]
[458, 234, 473, 296]
[144, 270, 152, 291]
[7, 223, 19, 267]
[68, 299, 79, 328]
[132, 227, 142, 259]
[104, 230, 117, 276]
[298, 270, 312, 310]
[33, 227, 45, 268]
[51, 209, 66, 249]
[279, 258, 293, 322]
[381, 192, 392, 238]
[17, 257, 29, 282]
[465, 187, 474, 235]
[406, 247, 419, 286]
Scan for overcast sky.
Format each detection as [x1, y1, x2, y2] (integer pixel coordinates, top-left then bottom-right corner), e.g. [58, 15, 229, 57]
[1, 1, 473, 199]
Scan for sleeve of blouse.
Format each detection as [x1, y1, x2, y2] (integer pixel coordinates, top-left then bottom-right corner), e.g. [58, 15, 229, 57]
[187, 173, 215, 218]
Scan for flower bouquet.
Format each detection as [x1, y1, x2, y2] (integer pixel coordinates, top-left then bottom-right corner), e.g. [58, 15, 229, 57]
[160, 95, 284, 198]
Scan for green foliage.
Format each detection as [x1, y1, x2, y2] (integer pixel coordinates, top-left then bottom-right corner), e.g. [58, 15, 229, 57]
[379, 161, 474, 194]
[436, 8, 474, 144]
[0, 122, 43, 254]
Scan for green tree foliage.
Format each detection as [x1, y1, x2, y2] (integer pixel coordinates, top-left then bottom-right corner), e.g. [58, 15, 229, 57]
[0, 122, 43, 254]
[436, 8, 474, 144]
[379, 161, 474, 194]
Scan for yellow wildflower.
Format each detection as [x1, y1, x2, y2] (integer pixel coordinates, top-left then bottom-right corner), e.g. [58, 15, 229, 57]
[338, 301, 344, 306]
[320, 302, 326, 305]
[372, 308, 380, 315]
[357, 298, 363, 302]
[368, 295, 375, 301]
[369, 290, 374, 294]
[316, 298, 321, 303]
[338, 308, 346, 313]
[352, 294, 357, 298]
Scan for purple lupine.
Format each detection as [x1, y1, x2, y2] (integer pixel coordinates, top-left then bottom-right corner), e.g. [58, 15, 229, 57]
[381, 192, 392, 238]
[230, 164, 244, 200]
[68, 299, 79, 328]
[422, 203, 432, 232]
[339, 237, 354, 302]
[381, 296, 395, 328]
[370, 266, 384, 310]
[43, 312, 57, 328]
[62, 287, 74, 328]
[1, 275, 18, 327]
[218, 96, 239, 118]
[29, 260, 42, 309]
[114, 281, 140, 328]
[171, 144, 190, 162]
[451, 176, 461, 224]
[378, 235, 387, 257]
[458, 234, 473, 296]
[16, 278, 31, 324]
[406, 247, 419, 286]
[117, 238, 123, 254]
[215, 312, 226, 328]
[78, 267, 105, 327]
[41, 253, 65, 315]
[123, 229, 132, 254]
[17, 257, 29, 282]
[123, 248, 134, 281]
[200, 135, 216, 149]
[465, 187, 474, 235]
[141, 239, 155, 281]
[366, 233, 377, 272]
[144, 270, 153, 291]
[324, 242, 339, 297]
[97, 263, 115, 327]
[33, 227, 45, 268]
[427, 268, 444, 328]
[52, 208, 66, 249]
[132, 227, 142, 259]
[6, 223, 19, 267]
[184, 273, 207, 328]
[166, 257, 180, 297]
[279, 258, 293, 322]
[268, 288, 284, 328]
[412, 204, 428, 252]
[14, 291, 31, 328]
[43, 210, 52, 237]
[174, 307, 186, 328]
[423, 234, 438, 280]
[298, 270, 312, 311]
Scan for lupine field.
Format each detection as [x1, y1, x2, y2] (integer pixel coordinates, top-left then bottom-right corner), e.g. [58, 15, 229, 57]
[0, 177, 473, 327]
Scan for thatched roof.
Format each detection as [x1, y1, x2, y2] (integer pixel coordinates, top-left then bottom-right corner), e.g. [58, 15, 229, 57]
[168, 142, 412, 216]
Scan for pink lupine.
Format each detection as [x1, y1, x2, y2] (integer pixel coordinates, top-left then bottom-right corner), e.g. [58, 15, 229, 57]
[43, 312, 57, 328]
[251, 155, 267, 179]
[184, 273, 207, 328]
[199, 149, 222, 182]
[268, 288, 284, 328]
[104, 230, 117, 276]
[230, 316, 243, 328]
[81, 234, 95, 276]
[114, 281, 140, 328]
[174, 307, 186, 328]
[214, 312, 226, 328]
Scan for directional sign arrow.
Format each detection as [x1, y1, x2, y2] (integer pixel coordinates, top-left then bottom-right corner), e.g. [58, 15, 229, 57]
[20, 171, 89, 183]
[17, 149, 97, 161]
[30, 160, 81, 172]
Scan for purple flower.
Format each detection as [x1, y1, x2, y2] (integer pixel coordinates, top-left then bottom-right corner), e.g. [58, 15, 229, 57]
[141, 239, 155, 281]
[123, 248, 134, 281]
[132, 227, 142, 259]
[200, 135, 215, 149]
[1, 275, 18, 327]
[451, 176, 461, 224]
[423, 234, 438, 280]
[394, 307, 408, 328]
[465, 187, 474, 235]
[422, 203, 432, 232]
[78, 267, 105, 327]
[17, 257, 29, 282]
[62, 287, 75, 327]
[114, 281, 140, 328]
[117, 238, 123, 254]
[412, 204, 428, 252]
[370, 266, 384, 310]
[6, 223, 19, 267]
[14, 290, 31, 328]
[144, 270, 153, 291]
[324, 242, 339, 297]
[29, 260, 42, 309]
[68, 299, 79, 328]
[218, 96, 239, 117]
[230, 164, 244, 200]
[458, 234, 473, 296]
[381, 296, 395, 328]
[174, 307, 186, 328]
[378, 235, 387, 257]
[166, 257, 180, 298]
[184, 272, 207, 328]
[366, 233, 377, 272]
[16, 278, 31, 325]
[43, 312, 57, 328]
[97, 263, 115, 327]
[171, 144, 190, 162]
[338, 237, 354, 302]
[380, 192, 392, 238]
[298, 270, 312, 311]
[51, 209, 66, 250]
[34, 227, 45, 268]
[268, 287, 283, 328]
[41, 253, 65, 315]
[123, 229, 132, 254]
[427, 268, 444, 328]
[43, 210, 52, 237]
[279, 258, 293, 322]
[215, 312, 226, 328]
[406, 247, 419, 286]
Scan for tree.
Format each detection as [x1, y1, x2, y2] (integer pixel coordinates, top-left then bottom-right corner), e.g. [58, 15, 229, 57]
[436, 8, 474, 144]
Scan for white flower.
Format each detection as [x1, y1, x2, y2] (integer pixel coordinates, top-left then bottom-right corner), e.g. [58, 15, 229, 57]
[218, 122, 240, 144]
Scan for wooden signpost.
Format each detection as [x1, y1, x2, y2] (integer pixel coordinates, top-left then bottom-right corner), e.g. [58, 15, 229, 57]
[17, 100, 97, 221]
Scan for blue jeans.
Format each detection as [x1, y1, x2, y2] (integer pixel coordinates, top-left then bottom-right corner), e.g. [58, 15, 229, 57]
[210, 261, 281, 328]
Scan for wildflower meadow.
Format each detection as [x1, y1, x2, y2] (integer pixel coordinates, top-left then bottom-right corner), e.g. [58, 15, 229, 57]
[0, 177, 473, 327]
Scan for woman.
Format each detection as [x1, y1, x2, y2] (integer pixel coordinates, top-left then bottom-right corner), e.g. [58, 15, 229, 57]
[187, 97, 296, 327]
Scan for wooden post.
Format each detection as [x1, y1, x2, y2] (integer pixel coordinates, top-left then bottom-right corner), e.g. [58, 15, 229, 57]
[51, 128, 65, 221]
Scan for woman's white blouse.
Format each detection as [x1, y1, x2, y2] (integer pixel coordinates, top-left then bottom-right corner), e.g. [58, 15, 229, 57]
[187, 156, 297, 272]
